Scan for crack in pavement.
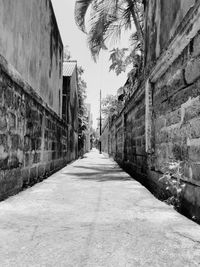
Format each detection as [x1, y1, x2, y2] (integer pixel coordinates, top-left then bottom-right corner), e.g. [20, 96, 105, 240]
[173, 231, 200, 246]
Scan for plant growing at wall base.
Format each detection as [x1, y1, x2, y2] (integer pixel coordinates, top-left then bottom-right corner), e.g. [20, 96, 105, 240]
[159, 161, 186, 210]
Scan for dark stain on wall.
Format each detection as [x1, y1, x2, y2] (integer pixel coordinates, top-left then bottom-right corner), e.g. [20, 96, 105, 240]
[49, 1, 62, 76]
[145, 0, 194, 70]
[159, 0, 181, 51]
[144, 0, 157, 68]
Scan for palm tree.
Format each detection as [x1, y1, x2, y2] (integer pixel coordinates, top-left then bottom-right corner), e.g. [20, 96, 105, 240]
[74, 0, 144, 60]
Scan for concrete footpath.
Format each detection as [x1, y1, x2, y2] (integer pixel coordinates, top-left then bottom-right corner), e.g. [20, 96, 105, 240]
[0, 149, 200, 266]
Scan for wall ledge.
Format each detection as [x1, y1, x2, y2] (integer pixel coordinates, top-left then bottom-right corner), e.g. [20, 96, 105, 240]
[0, 53, 65, 125]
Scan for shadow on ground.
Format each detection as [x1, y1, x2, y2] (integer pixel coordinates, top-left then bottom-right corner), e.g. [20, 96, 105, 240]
[62, 165, 132, 182]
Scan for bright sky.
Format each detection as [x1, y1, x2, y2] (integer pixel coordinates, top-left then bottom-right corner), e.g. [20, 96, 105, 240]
[51, 0, 129, 128]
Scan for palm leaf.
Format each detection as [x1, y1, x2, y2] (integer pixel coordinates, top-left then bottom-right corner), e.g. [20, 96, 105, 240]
[75, 0, 94, 32]
[75, 0, 144, 60]
[87, 1, 119, 60]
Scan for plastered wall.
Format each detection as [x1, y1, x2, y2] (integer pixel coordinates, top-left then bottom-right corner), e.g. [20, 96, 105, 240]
[0, 0, 63, 115]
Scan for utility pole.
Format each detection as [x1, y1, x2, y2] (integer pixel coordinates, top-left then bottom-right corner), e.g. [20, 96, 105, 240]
[99, 89, 102, 154]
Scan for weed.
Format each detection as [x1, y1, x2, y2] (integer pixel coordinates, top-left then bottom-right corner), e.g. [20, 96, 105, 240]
[159, 161, 186, 210]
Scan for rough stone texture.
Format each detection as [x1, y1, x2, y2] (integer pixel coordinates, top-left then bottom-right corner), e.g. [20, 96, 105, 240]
[101, 1, 200, 221]
[152, 32, 200, 176]
[188, 143, 200, 162]
[191, 163, 200, 181]
[192, 33, 200, 57]
[0, 0, 80, 200]
[100, 119, 109, 154]
[115, 116, 124, 161]
[0, 67, 78, 200]
[124, 95, 146, 175]
[149, 17, 200, 220]
[190, 118, 200, 138]
[101, 87, 146, 177]
[183, 96, 200, 122]
[185, 58, 200, 84]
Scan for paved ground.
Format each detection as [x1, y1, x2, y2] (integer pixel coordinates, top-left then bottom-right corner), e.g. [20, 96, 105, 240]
[0, 149, 200, 266]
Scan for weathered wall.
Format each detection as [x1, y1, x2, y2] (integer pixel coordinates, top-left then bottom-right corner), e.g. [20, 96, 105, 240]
[69, 70, 79, 133]
[115, 116, 124, 161]
[101, 84, 146, 177]
[100, 120, 109, 154]
[149, 26, 200, 219]
[83, 104, 93, 154]
[0, 1, 79, 200]
[0, 0, 63, 115]
[62, 68, 79, 161]
[101, 0, 200, 221]
[0, 65, 69, 199]
[124, 86, 146, 176]
[145, 0, 195, 68]
[146, 0, 200, 220]
[68, 125, 78, 163]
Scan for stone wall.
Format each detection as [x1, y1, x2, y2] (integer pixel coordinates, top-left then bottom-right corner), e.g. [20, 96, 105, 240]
[146, 0, 200, 220]
[0, 61, 73, 200]
[101, 120, 109, 154]
[115, 116, 124, 161]
[124, 86, 146, 176]
[149, 25, 200, 220]
[101, 83, 146, 177]
[101, 0, 200, 221]
[0, 1, 78, 200]
[0, 0, 63, 115]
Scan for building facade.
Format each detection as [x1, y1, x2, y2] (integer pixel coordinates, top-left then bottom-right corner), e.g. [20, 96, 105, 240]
[62, 61, 79, 161]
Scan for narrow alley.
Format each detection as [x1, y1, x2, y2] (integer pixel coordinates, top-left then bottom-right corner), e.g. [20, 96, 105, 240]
[0, 149, 199, 267]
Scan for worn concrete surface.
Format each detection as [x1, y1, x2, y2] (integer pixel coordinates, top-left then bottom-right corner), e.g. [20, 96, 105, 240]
[0, 149, 200, 266]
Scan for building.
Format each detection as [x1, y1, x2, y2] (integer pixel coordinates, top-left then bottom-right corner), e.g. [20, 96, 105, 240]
[0, 0, 63, 116]
[62, 61, 79, 161]
[0, 0, 78, 200]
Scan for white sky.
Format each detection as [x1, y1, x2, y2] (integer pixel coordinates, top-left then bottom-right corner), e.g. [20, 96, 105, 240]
[51, 0, 129, 128]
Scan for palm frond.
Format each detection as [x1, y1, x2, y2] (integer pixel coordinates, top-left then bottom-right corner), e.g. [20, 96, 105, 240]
[87, 1, 119, 60]
[75, 0, 94, 32]
[75, 0, 144, 60]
